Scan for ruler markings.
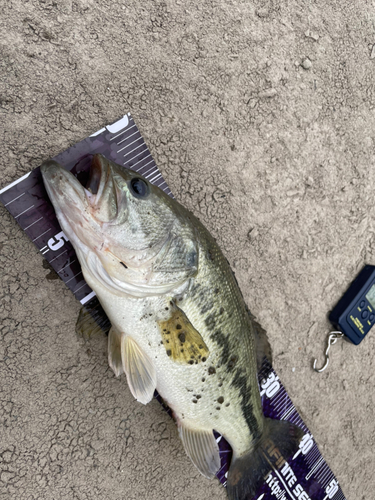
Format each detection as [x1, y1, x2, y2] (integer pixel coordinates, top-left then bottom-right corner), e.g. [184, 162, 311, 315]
[122, 142, 147, 158]
[115, 128, 140, 146]
[117, 135, 143, 153]
[148, 172, 162, 183]
[131, 151, 151, 170]
[306, 448, 320, 466]
[80, 290, 96, 305]
[319, 468, 332, 487]
[273, 394, 288, 413]
[109, 121, 136, 141]
[58, 260, 76, 273]
[118, 137, 145, 155]
[283, 407, 296, 421]
[49, 249, 68, 263]
[127, 151, 151, 167]
[136, 159, 155, 175]
[4, 192, 26, 206]
[74, 282, 90, 294]
[112, 123, 137, 142]
[144, 167, 158, 179]
[271, 388, 286, 406]
[306, 456, 324, 480]
[15, 205, 34, 219]
[280, 404, 295, 420]
[33, 228, 51, 242]
[24, 216, 43, 231]
[290, 413, 304, 427]
[66, 271, 82, 284]
[0, 171, 31, 194]
[270, 391, 283, 407]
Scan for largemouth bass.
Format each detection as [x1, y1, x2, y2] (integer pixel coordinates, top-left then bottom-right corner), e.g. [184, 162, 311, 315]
[41, 154, 302, 500]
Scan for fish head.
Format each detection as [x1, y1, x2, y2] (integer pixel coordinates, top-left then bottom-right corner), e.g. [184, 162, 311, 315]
[41, 154, 198, 297]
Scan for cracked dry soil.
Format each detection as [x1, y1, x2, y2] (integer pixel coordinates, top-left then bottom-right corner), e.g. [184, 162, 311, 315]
[1, 1, 375, 499]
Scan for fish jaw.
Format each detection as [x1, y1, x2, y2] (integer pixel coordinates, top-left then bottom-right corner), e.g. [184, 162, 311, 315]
[41, 160, 88, 218]
[41, 160, 100, 253]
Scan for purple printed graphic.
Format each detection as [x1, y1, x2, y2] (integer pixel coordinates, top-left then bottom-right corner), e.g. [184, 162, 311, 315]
[0, 114, 346, 500]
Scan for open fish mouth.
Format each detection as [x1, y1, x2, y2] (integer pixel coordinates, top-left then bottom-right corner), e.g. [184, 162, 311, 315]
[84, 155, 122, 222]
[41, 159, 88, 207]
[41, 153, 111, 193]
[41, 154, 122, 224]
[85, 154, 104, 195]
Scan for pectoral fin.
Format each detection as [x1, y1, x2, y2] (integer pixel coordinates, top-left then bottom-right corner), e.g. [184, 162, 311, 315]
[108, 327, 123, 377]
[121, 336, 156, 405]
[158, 305, 209, 365]
[178, 424, 220, 479]
[75, 300, 111, 339]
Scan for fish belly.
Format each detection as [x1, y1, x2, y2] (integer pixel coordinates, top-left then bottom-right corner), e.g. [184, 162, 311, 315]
[97, 287, 261, 458]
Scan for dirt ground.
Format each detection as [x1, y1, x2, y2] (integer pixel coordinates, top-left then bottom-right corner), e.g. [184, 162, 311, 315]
[1, 0, 375, 498]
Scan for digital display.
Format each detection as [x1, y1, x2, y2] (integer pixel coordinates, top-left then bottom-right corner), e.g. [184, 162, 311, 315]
[366, 284, 375, 308]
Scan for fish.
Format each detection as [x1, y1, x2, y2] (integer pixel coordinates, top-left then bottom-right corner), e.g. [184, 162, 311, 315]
[41, 153, 302, 500]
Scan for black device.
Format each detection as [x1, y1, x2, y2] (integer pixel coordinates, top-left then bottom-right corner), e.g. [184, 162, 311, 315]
[329, 265, 375, 345]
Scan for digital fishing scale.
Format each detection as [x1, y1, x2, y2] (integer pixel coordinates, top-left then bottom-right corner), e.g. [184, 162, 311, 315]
[313, 265, 375, 372]
[329, 264, 375, 344]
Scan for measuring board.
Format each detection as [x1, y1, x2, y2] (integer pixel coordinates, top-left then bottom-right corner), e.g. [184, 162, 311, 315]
[0, 114, 347, 500]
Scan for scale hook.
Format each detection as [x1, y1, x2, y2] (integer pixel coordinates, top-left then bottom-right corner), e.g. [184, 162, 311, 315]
[313, 331, 344, 373]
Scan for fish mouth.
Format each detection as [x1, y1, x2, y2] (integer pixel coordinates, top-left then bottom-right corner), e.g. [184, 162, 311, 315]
[41, 154, 121, 223]
[85, 154, 117, 211]
[41, 159, 88, 205]
[86, 154, 103, 195]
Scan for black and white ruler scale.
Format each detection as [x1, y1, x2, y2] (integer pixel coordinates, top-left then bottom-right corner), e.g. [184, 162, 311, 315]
[0, 114, 347, 500]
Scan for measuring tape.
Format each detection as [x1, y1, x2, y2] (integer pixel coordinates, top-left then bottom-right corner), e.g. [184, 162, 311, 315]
[0, 114, 347, 500]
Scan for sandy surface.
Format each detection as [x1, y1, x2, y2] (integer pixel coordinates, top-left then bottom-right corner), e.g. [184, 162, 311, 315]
[1, 0, 375, 498]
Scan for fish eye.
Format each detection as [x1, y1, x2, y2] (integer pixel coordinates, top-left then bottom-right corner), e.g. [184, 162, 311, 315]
[129, 178, 149, 198]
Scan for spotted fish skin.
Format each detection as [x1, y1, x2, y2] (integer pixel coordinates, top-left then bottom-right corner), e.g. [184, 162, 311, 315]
[163, 214, 264, 456]
[41, 154, 302, 500]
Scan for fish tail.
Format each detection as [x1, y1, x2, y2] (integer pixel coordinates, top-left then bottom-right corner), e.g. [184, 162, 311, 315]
[227, 418, 303, 500]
